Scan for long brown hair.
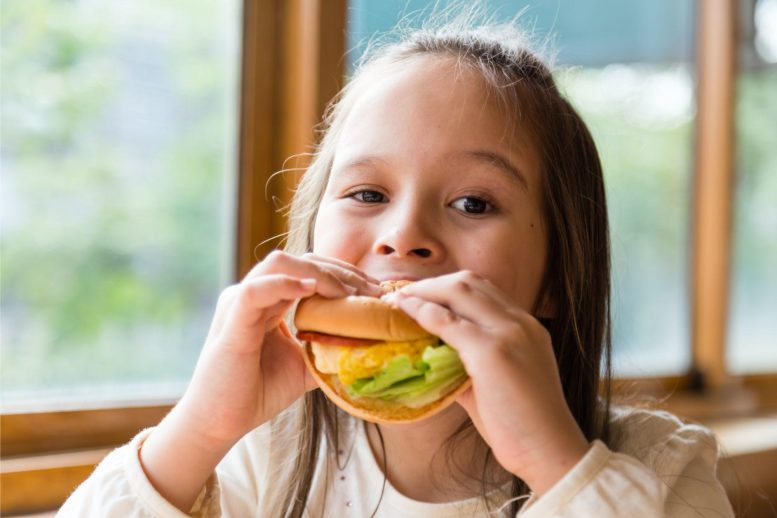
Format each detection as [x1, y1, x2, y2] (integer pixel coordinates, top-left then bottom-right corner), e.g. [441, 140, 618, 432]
[271, 15, 612, 518]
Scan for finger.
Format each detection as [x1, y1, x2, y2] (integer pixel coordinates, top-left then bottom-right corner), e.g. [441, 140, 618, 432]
[282, 338, 319, 393]
[456, 387, 492, 447]
[240, 274, 317, 308]
[272, 322, 319, 392]
[218, 275, 317, 348]
[402, 271, 517, 309]
[248, 251, 377, 297]
[301, 253, 381, 285]
[394, 275, 521, 329]
[394, 295, 485, 364]
[252, 252, 358, 298]
[205, 284, 240, 342]
[300, 254, 382, 296]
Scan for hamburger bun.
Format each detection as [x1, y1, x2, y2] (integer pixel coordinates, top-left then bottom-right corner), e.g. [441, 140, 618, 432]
[294, 280, 470, 423]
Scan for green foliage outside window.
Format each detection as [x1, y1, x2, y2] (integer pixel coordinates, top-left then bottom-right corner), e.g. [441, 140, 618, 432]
[1, 0, 239, 399]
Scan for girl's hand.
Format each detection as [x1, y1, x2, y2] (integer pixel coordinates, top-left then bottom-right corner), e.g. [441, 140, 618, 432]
[177, 251, 382, 450]
[389, 271, 590, 495]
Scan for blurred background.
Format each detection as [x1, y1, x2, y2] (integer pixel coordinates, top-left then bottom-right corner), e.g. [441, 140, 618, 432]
[1, 0, 776, 515]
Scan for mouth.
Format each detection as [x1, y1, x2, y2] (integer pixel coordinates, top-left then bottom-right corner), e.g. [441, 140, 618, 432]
[375, 274, 423, 282]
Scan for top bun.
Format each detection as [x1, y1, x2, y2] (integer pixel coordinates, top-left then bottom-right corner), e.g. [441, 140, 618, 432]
[294, 280, 430, 341]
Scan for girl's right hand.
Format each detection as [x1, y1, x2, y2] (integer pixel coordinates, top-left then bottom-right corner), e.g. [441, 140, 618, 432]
[175, 251, 381, 450]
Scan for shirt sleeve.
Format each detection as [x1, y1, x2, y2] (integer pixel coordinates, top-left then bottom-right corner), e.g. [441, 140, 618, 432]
[58, 424, 272, 518]
[516, 415, 734, 518]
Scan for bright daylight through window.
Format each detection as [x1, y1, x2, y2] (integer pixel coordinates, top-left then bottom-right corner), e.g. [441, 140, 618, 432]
[1, 0, 241, 407]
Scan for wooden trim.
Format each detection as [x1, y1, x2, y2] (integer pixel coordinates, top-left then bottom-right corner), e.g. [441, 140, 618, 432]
[235, 0, 280, 279]
[1, 449, 109, 516]
[710, 416, 777, 518]
[691, 0, 738, 387]
[613, 374, 777, 420]
[274, 0, 347, 236]
[236, 0, 346, 279]
[1, 404, 172, 457]
[718, 446, 777, 517]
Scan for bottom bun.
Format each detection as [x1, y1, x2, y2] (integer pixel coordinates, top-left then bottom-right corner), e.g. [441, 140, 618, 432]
[302, 342, 471, 424]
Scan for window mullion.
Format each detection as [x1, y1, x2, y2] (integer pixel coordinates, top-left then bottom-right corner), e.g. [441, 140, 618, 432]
[236, 0, 346, 278]
[691, 0, 737, 387]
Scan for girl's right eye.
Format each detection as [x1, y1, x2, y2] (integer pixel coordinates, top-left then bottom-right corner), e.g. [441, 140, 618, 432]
[348, 190, 386, 203]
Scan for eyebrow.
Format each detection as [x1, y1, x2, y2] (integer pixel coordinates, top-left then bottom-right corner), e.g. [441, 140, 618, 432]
[458, 150, 529, 192]
[337, 150, 529, 192]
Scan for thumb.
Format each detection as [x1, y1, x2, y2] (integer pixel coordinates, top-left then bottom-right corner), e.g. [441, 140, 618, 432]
[457, 387, 488, 441]
[276, 320, 319, 393]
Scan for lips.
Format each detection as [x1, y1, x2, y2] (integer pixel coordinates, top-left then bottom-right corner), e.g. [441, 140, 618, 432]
[374, 274, 423, 282]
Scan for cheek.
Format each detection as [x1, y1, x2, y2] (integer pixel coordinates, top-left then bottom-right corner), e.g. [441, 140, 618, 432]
[312, 206, 362, 261]
[471, 225, 546, 310]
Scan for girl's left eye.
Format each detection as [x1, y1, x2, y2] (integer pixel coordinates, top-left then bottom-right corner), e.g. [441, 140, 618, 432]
[451, 196, 494, 215]
[349, 190, 387, 203]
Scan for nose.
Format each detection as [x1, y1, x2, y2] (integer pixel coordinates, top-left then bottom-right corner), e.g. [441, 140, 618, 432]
[372, 205, 445, 262]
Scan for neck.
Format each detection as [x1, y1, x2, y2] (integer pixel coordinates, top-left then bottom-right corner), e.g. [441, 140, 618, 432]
[364, 404, 512, 503]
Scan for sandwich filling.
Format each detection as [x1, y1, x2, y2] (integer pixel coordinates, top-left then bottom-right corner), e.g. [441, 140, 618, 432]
[299, 332, 467, 409]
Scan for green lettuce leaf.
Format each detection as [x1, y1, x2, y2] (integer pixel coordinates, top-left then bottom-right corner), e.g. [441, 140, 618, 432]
[347, 344, 467, 408]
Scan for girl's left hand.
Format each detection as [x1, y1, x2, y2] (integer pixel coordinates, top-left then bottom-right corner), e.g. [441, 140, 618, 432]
[389, 271, 590, 495]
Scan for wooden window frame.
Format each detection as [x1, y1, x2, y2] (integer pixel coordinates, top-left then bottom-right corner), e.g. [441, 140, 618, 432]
[657, 0, 777, 418]
[1, 0, 346, 515]
[2, 0, 776, 515]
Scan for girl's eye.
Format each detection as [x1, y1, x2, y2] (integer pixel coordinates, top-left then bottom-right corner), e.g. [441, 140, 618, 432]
[349, 190, 386, 203]
[451, 196, 494, 215]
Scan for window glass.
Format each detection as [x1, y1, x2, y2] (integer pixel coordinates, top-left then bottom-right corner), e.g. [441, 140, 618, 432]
[728, 0, 777, 372]
[1, 0, 240, 407]
[347, 0, 695, 375]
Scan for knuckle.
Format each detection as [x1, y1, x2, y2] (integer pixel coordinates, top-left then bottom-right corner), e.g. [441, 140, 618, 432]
[217, 284, 239, 305]
[508, 322, 529, 342]
[517, 313, 549, 340]
[453, 270, 480, 291]
[234, 283, 254, 304]
[459, 269, 480, 282]
[491, 322, 523, 348]
[319, 266, 338, 282]
[426, 305, 457, 326]
[443, 310, 459, 325]
[455, 279, 471, 293]
[535, 322, 552, 343]
[491, 336, 516, 360]
[264, 250, 286, 267]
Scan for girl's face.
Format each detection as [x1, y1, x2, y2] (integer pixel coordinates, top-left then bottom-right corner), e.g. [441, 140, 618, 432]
[314, 57, 547, 312]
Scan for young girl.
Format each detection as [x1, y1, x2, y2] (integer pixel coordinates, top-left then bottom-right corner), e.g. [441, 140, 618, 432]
[60, 19, 733, 518]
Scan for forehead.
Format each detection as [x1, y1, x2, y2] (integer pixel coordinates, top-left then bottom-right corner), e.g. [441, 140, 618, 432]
[333, 56, 539, 185]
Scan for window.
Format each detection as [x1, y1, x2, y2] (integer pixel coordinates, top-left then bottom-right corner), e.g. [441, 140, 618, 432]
[1, 0, 241, 407]
[728, 0, 777, 373]
[2, 1, 775, 514]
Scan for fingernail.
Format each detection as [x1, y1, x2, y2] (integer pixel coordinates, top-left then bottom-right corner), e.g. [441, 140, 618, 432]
[366, 283, 383, 294]
[300, 278, 316, 289]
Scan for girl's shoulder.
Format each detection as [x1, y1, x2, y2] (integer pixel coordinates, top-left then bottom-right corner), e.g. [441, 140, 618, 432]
[607, 404, 721, 471]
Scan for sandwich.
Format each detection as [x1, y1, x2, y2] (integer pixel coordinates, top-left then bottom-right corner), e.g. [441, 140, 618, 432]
[293, 280, 471, 423]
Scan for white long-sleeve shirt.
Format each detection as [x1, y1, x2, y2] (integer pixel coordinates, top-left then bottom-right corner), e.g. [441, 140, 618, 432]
[58, 405, 734, 517]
